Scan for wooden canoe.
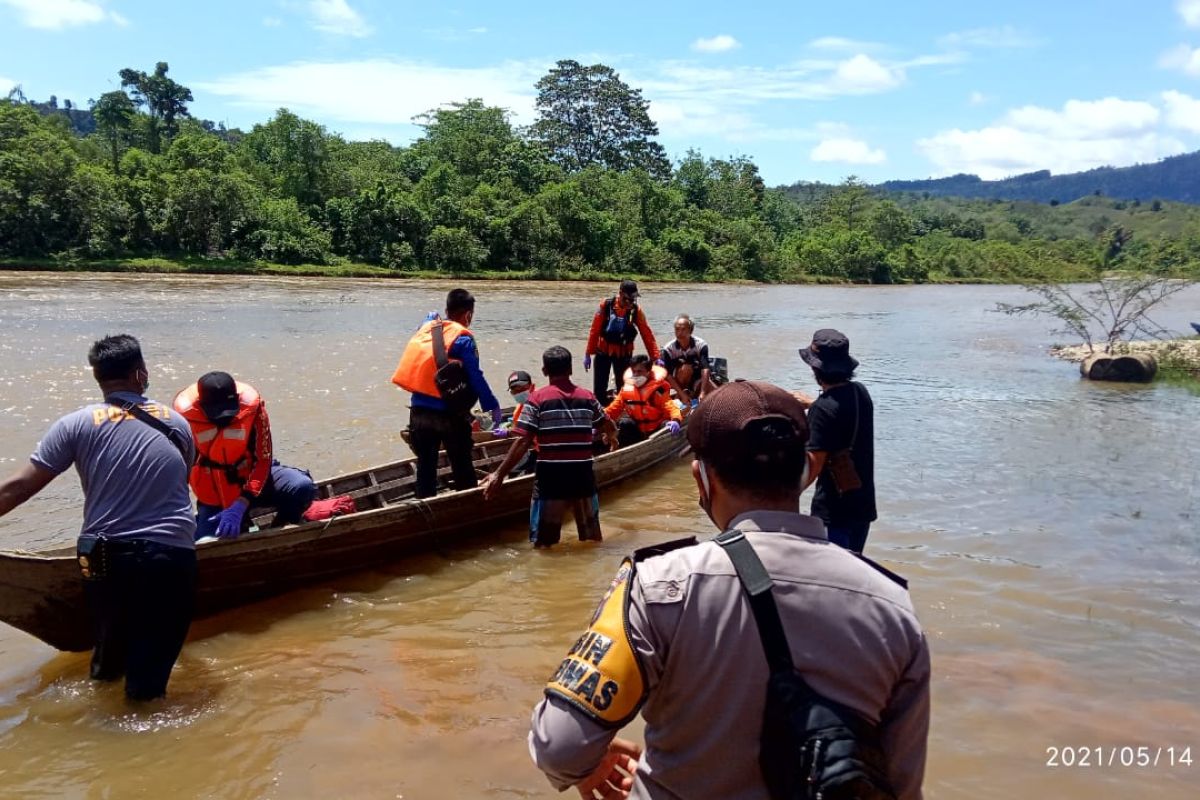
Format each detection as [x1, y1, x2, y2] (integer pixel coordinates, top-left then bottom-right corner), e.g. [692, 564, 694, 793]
[0, 423, 691, 652]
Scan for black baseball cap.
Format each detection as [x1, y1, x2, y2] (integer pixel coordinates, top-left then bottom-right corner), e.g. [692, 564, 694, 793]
[619, 279, 639, 298]
[507, 370, 533, 390]
[197, 371, 240, 423]
[798, 329, 859, 373]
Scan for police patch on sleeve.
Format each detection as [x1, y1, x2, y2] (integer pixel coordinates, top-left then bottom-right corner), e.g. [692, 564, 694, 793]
[544, 558, 646, 727]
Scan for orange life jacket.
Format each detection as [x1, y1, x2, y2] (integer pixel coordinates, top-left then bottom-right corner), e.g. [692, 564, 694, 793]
[617, 365, 672, 434]
[391, 320, 472, 396]
[173, 381, 263, 507]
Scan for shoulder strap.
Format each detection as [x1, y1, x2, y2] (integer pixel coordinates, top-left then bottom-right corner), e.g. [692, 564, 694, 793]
[431, 321, 449, 368]
[105, 397, 191, 464]
[714, 529, 799, 677]
[848, 382, 862, 451]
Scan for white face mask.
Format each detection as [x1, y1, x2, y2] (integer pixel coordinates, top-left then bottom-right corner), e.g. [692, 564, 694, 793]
[632, 375, 648, 388]
[512, 390, 530, 404]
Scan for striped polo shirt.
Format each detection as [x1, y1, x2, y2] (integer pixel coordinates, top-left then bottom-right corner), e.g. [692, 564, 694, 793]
[515, 378, 605, 499]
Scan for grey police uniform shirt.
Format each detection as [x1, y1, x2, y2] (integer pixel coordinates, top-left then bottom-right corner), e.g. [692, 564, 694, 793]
[30, 391, 197, 549]
[529, 510, 931, 800]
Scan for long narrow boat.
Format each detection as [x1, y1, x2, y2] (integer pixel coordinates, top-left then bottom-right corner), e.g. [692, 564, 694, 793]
[0, 424, 690, 652]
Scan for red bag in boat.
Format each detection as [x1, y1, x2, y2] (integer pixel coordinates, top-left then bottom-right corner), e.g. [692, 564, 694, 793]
[302, 495, 357, 522]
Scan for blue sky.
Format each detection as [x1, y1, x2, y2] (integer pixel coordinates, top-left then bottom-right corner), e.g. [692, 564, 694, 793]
[4, 0, 1200, 184]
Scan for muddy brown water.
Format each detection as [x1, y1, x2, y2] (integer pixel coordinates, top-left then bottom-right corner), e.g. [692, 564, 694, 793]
[0, 274, 1196, 799]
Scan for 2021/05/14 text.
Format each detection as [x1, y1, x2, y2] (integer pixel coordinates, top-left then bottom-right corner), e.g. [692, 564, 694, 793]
[1045, 746, 1192, 768]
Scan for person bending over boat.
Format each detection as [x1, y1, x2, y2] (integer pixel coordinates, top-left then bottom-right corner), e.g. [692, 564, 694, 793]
[393, 288, 504, 498]
[481, 347, 617, 548]
[173, 372, 317, 540]
[660, 314, 715, 410]
[603, 355, 682, 449]
[0, 334, 197, 701]
[506, 370, 538, 477]
[528, 380, 929, 799]
[583, 279, 660, 403]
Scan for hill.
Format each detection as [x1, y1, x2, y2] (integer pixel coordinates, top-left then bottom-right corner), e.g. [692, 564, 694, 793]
[876, 151, 1200, 205]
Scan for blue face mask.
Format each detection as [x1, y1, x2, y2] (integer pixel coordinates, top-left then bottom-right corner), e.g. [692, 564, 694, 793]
[512, 390, 530, 404]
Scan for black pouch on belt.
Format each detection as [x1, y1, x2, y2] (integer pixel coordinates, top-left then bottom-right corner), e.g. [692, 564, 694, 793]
[76, 534, 110, 581]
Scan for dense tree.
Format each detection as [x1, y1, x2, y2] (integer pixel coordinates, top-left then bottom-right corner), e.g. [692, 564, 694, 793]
[91, 91, 136, 174]
[532, 60, 670, 178]
[118, 62, 193, 153]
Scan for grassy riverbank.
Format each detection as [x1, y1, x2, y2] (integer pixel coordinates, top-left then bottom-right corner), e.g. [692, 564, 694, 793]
[0, 258, 1019, 285]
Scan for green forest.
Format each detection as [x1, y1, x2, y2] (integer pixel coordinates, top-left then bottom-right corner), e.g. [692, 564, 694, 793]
[3, 60, 1200, 283]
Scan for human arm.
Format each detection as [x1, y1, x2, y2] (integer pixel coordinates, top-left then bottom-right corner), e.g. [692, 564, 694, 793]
[586, 303, 605, 358]
[0, 462, 57, 518]
[802, 451, 826, 492]
[603, 394, 626, 422]
[480, 435, 532, 500]
[242, 404, 274, 501]
[635, 308, 659, 361]
[879, 633, 932, 800]
[801, 395, 835, 492]
[453, 335, 501, 413]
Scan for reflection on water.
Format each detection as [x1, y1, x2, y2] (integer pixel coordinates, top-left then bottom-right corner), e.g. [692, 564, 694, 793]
[0, 274, 1196, 798]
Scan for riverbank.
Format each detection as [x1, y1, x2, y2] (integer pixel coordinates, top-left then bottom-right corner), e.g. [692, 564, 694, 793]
[1051, 336, 1200, 390]
[0, 258, 1006, 285]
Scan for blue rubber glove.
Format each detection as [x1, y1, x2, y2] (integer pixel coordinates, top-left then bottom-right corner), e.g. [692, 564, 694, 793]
[425, 310, 441, 322]
[209, 501, 247, 539]
[665, 421, 682, 436]
[583, 354, 592, 372]
[654, 358, 665, 367]
[491, 427, 509, 438]
[490, 408, 504, 428]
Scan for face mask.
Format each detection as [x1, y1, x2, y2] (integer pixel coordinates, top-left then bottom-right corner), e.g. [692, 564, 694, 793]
[632, 375, 648, 388]
[512, 390, 530, 404]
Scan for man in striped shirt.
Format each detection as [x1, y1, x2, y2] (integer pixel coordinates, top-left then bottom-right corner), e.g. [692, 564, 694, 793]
[481, 346, 617, 547]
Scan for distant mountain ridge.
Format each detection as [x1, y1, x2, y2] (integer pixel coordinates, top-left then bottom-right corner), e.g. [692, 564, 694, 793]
[877, 151, 1200, 205]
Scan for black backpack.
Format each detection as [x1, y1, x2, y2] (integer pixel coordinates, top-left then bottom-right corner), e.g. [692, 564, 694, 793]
[430, 322, 478, 414]
[715, 529, 897, 800]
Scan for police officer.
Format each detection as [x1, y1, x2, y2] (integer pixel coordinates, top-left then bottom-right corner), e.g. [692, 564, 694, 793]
[528, 380, 930, 799]
[0, 334, 197, 701]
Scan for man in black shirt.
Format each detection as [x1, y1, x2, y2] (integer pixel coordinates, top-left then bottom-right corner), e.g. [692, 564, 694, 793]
[797, 329, 877, 552]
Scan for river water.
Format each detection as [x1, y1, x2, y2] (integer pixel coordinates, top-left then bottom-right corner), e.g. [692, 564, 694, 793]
[0, 273, 1196, 799]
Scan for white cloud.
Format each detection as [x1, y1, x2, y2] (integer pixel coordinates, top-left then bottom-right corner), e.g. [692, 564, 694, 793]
[939, 25, 1042, 50]
[807, 36, 884, 52]
[968, 90, 988, 106]
[197, 59, 543, 127]
[918, 97, 1187, 179]
[1159, 43, 1200, 77]
[829, 54, 903, 93]
[263, 16, 283, 27]
[811, 137, 887, 164]
[0, 0, 126, 29]
[691, 34, 740, 53]
[307, 0, 370, 37]
[1162, 89, 1200, 132]
[0, 76, 17, 94]
[1179, 0, 1200, 27]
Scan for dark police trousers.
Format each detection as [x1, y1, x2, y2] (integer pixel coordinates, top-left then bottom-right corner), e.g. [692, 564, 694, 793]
[407, 406, 478, 498]
[592, 352, 631, 404]
[83, 537, 197, 700]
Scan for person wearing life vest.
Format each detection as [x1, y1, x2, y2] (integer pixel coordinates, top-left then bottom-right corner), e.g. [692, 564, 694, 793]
[584, 279, 660, 403]
[661, 313, 716, 410]
[392, 288, 503, 499]
[174, 372, 317, 540]
[603, 355, 682, 448]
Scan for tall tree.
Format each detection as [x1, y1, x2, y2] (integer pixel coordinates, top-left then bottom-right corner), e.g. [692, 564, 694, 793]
[91, 91, 136, 174]
[532, 60, 670, 178]
[118, 61, 193, 153]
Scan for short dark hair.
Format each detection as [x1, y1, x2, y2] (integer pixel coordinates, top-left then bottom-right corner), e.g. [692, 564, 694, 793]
[629, 354, 652, 370]
[446, 288, 475, 316]
[88, 334, 144, 382]
[813, 367, 856, 384]
[706, 418, 807, 500]
[542, 346, 572, 377]
[674, 314, 695, 330]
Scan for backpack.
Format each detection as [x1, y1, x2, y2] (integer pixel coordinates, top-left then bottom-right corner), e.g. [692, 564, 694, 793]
[430, 322, 478, 414]
[601, 298, 638, 345]
[715, 529, 897, 800]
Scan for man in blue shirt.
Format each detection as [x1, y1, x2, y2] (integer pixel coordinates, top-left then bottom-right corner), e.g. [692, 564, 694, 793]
[392, 288, 504, 498]
[0, 334, 197, 700]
